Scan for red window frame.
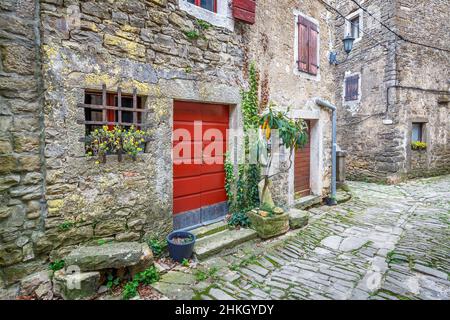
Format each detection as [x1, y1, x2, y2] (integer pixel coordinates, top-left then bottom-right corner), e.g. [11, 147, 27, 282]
[189, 0, 217, 13]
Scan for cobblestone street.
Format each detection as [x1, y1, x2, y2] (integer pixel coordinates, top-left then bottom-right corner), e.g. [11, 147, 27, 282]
[154, 175, 450, 300]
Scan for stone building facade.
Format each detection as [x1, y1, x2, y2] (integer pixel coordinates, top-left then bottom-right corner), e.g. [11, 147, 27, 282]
[334, 0, 450, 182]
[1, 0, 335, 292]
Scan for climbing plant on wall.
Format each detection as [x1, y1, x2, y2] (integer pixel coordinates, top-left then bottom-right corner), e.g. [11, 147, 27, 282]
[227, 63, 261, 227]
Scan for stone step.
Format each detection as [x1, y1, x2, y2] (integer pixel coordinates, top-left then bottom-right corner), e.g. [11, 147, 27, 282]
[190, 221, 229, 239]
[194, 228, 258, 260]
[294, 195, 322, 210]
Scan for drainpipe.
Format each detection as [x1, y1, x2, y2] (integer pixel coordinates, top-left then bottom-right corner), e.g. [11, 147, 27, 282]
[315, 98, 337, 206]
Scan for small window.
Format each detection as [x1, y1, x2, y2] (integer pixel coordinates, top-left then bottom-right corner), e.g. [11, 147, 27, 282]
[350, 16, 360, 39]
[412, 123, 424, 143]
[187, 0, 216, 13]
[345, 75, 360, 101]
[84, 91, 144, 136]
[345, 10, 363, 41]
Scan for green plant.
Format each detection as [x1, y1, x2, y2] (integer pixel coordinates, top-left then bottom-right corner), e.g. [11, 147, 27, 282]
[49, 260, 65, 271]
[122, 266, 160, 300]
[59, 221, 74, 231]
[181, 259, 190, 267]
[225, 64, 262, 226]
[106, 274, 120, 289]
[258, 105, 308, 207]
[148, 238, 166, 257]
[411, 141, 427, 150]
[184, 66, 192, 74]
[184, 30, 200, 40]
[225, 152, 237, 211]
[195, 19, 211, 30]
[86, 125, 150, 163]
[134, 266, 160, 285]
[194, 267, 218, 282]
[227, 212, 251, 228]
[97, 239, 107, 246]
[123, 280, 139, 300]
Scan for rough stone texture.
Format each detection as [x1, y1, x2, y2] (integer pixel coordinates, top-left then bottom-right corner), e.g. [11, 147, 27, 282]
[244, 0, 335, 206]
[289, 209, 309, 229]
[334, 0, 450, 182]
[1, 0, 337, 291]
[0, 0, 45, 290]
[247, 211, 290, 239]
[53, 270, 100, 300]
[158, 175, 450, 300]
[64, 242, 153, 272]
[194, 228, 258, 260]
[19, 270, 53, 300]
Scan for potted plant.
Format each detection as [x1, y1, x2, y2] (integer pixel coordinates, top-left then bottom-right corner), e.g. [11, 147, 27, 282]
[166, 231, 196, 263]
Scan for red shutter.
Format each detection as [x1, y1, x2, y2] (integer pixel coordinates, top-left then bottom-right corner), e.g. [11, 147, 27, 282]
[298, 17, 309, 73]
[233, 0, 256, 24]
[298, 17, 319, 75]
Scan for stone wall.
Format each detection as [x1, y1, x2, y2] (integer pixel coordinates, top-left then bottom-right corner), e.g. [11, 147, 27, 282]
[334, 0, 449, 182]
[334, 0, 406, 183]
[1, 0, 248, 290]
[0, 0, 47, 290]
[395, 0, 450, 178]
[245, 0, 335, 206]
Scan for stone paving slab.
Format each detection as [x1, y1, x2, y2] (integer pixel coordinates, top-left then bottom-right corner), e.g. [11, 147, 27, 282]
[154, 175, 450, 300]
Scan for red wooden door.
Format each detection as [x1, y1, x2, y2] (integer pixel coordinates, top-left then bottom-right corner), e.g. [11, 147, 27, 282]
[173, 101, 229, 224]
[295, 120, 311, 197]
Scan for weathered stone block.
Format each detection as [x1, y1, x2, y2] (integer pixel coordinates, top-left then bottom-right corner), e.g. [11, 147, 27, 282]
[64, 242, 153, 272]
[94, 219, 126, 237]
[289, 209, 309, 229]
[104, 34, 145, 59]
[53, 270, 100, 300]
[247, 211, 290, 239]
[0, 44, 35, 75]
[0, 244, 23, 267]
[0, 174, 20, 192]
[20, 270, 52, 299]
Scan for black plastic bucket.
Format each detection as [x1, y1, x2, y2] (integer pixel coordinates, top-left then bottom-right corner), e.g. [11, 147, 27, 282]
[166, 231, 196, 262]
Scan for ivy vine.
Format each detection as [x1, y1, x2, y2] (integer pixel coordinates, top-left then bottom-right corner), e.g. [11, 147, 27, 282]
[227, 63, 261, 227]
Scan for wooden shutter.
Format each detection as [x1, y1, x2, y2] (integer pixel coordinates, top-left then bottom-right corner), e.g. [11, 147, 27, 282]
[298, 16, 319, 75]
[345, 75, 359, 101]
[298, 17, 309, 73]
[308, 24, 319, 75]
[233, 0, 256, 24]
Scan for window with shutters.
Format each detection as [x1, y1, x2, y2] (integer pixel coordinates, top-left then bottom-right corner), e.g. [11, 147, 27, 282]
[295, 13, 320, 78]
[344, 74, 360, 101]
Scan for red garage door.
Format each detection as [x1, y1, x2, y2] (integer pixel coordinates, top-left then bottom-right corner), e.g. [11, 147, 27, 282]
[173, 101, 229, 229]
[295, 120, 311, 197]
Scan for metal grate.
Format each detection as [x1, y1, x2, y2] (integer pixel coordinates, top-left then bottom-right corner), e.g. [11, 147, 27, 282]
[78, 84, 151, 127]
[78, 84, 152, 143]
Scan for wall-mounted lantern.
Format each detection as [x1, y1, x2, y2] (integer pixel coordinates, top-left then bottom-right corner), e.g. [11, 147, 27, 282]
[329, 35, 355, 65]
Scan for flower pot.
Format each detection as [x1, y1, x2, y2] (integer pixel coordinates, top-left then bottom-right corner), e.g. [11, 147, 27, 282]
[247, 210, 289, 239]
[166, 231, 196, 263]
